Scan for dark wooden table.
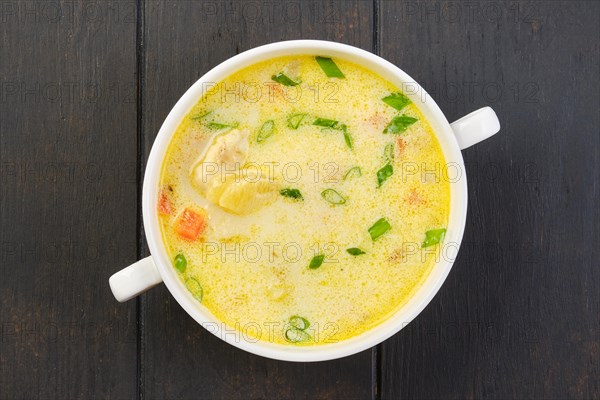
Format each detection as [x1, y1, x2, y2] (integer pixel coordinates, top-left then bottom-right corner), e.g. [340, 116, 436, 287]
[1, 1, 598, 399]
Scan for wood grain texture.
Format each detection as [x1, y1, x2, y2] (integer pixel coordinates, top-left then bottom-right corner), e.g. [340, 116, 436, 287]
[378, 1, 599, 398]
[0, 1, 139, 399]
[0, 0, 598, 399]
[138, 1, 375, 399]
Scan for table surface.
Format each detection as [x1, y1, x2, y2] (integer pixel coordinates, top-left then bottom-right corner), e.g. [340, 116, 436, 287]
[1, 1, 598, 399]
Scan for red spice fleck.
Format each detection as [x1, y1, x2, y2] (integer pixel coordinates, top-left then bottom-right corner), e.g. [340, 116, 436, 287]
[406, 188, 426, 206]
[367, 112, 386, 129]
[266, 83, 285, 99]
[396, 138, 407, 156]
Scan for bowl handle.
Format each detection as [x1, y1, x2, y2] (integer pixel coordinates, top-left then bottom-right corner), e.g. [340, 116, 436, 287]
[109, 256, 163, 302]
[450, 106, 500, 150]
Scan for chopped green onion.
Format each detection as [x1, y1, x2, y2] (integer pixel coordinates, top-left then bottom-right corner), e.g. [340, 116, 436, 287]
[315, 56, 345, 78]
[309, 254, 325, 269]
[287, 113, 307, 129]
[383, 115, 418, 134]
[313, 119, 352, 149]
[340, 124, 353, 149]
[382, 92, 412, 111]
[313, 118, 339, 128]
[377, 163, 394, 187]
[285, 327, 311, 343]
[280, 188, 303, 200]
[384, 143, 394, 161]
[174, 253, 187, 273]
[257, 120, 275, 143]
[344, 166, 362, 180]
[207, 121, 238, 130]
[289, 315, 310, 330]
[368, 218, 391, 241]
[190, 111, 211, 120]
[272, 72, 301, 86]
[422, 228, 447, 248]
[185, 278, 203, 302]
[347, 248, 366, 256]
[321, 189, 346, 205]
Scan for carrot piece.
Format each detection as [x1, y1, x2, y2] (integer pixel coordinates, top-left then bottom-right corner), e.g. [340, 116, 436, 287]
[174, 207, 207, 240]
[158, 190, 174, 215]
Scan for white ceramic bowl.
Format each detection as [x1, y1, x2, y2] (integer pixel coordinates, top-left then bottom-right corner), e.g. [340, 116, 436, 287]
[109, 40, 500, 362]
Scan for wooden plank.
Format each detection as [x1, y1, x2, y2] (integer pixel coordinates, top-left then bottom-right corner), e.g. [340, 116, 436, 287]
[139, 1, 375, 398]
[378, 1, 599, 398]
[0, 1, 139, 398]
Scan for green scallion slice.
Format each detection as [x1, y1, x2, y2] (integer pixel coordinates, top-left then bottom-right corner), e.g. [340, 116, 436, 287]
[174, 253, 187, 273]
[280, 188, 303, 200]
[272, 72, 301, 86]
[344, 166, 362, 180]
[382, 92, 412, 111]
[185, 278, 203, 302]
[347, 248, 366, 256]
[285, 327, 311, 343]
[309, 254, 325, 269]
[377, 163, 393, 187]
[422, 228, 447, 248]
[321, 188, 346, 204]
[384, 143, 394, 161]
[313, 118, 339, 128]
[368, 218, 391, 241]
[289, 315, 310, 330]
[287, 113, 307, 129]
[190, 111, 211, 121]
[313, 120, 352, 149]
[315, 56, 345, 78]
[257, 120, 275, 143]
[383, 115, 418, 134]
[207, 121, 238, 130]
[340, 124, 353, 149]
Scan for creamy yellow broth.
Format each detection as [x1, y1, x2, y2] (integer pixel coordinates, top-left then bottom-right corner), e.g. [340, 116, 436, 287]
[159, 55, 450, 345]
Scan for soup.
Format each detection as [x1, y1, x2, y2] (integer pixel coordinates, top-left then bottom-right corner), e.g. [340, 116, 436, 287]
[158, 55, 450, 345]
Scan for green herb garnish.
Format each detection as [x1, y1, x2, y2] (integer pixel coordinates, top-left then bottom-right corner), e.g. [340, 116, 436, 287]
[190, 111, 211, 121]
[289, 315, 310, 330]
[313, 119, 352, 149]
[347, 248, 366, 256]
[287, 113, 307, 129]
[185, 278, 203, 302]
[382, 92, 412, 111]
[285, 315, 311, 342]
[272, 72, 301, 86]
[280, 188, 303, 200]
[340, 124, 353, 149]
[313, 118, 339, 128]
[368, 218, 391, 241]
[384, 143, 394, 161]
[315, 56, 345, 78]
[377, 163, 393, 187]
[257, 120, 275, 143]
[344, 166, 362, 180]
[321, 188, 346, 204]
[285, 327, 311, 343]
[174, 253, 187, 273]
[383, 115, 418, 134]
[309, 254, 325, 269]
[207, 121, 238, 130]
[422, 228, 447, 248]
